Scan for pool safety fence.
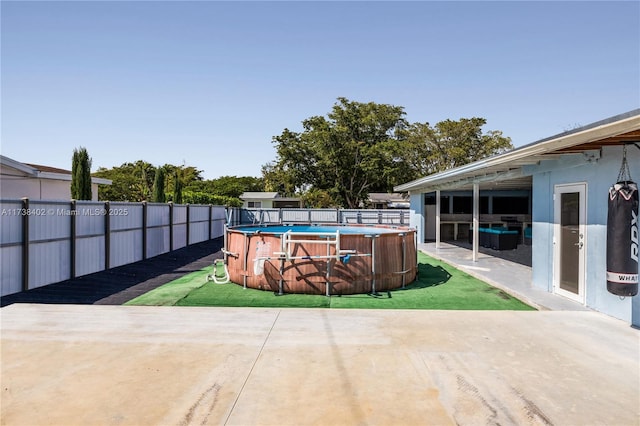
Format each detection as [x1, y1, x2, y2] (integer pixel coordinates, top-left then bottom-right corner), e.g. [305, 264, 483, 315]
[228, 208, 410, 227]
[0, 199, 227, 296]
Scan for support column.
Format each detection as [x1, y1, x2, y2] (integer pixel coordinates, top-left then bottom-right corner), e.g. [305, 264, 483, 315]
[473, 183, 479, 262]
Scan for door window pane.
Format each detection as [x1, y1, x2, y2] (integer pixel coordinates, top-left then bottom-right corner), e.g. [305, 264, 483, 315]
[559, 192, 579, 294]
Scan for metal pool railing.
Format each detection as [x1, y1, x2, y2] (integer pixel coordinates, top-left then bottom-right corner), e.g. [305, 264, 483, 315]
[233, 208, 410, 226]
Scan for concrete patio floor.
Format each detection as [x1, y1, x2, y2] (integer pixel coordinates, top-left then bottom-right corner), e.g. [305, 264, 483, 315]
[2, 244, 638, 425]
[2, 303, 638, 426]
[419, 242, 591, 312]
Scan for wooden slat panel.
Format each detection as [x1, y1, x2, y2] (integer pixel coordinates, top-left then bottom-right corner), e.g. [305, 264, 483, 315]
[555, 129, 640, 153]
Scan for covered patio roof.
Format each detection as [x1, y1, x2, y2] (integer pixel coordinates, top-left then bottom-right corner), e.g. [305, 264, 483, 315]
[395, 109, 640, 193]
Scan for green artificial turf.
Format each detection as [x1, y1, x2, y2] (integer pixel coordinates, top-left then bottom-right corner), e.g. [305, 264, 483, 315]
[124, 267, 214, 306]
[126, 252, 534, 310]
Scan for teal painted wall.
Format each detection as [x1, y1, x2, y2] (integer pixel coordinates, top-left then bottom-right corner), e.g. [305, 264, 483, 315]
[409, 193, 425, 243]
[407, 145, 639, 325]
[529, 146, 640, 324]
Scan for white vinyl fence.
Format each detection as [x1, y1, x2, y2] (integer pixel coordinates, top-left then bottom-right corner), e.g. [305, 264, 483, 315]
[0, 200, 226, 296]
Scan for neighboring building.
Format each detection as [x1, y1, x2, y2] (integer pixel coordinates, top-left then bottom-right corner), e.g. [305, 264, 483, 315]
[367, 192, 410, 209]
[0, 155, 112, 201]
[395, 110, 640, 326]
[239, 192, 302, 209]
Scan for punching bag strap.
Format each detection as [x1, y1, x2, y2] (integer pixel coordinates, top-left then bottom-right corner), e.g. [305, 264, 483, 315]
[617, 145, 632, 183]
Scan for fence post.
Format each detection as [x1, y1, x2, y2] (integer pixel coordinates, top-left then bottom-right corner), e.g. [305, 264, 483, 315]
[337, 208, 341, 224]
[104, 201, 110, 270]
[142, 201, 148, 260]
[168, 202, 174, 251]
[186, 204, 190, 246]
[209, 204, 213, 240]
[70, 199, 77, 279]
[378, 210, 382, 224]
[21, 197, 29, 292]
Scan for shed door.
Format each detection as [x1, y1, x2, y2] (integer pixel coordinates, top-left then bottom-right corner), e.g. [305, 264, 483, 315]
[553, 183, 586, 303]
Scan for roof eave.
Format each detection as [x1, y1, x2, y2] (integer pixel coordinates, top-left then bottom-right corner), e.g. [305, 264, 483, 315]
[92, 178, 112, 185]
[395, 110, 640, 193]
[0, 155, 38, 176]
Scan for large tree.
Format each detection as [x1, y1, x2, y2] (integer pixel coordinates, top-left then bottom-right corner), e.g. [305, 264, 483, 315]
[267, 98, 409, 208]
[163, 164, 203, 194]
[94, 161, 156, 201]
[94, 162, 204, 202]
[71, 147, 93, 200]
[266, 102, 513, 207]
[401, 118, 513, 176]
[187, 176, 264, 198]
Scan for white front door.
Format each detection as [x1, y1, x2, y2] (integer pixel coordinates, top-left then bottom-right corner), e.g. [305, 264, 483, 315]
[553, 183, 587, 303]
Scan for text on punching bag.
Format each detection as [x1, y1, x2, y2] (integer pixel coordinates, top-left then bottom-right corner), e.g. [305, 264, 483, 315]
[632, 210, 638, 262]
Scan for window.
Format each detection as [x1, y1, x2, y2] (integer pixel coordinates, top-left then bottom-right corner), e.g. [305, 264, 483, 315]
[248, 201, 261, 208]
[452, 196, 472, 214]
[492, 196, 528, 214]
[440, 196, 450, 214]
[424, 194, 450, 213]
[480, 197, 489, 214]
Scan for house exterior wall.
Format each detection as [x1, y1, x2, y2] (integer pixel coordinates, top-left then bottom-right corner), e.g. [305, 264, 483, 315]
[529, 146, 640, 324]
[409, 193, 425, 243]
[0, 166, 100, 201]
[242, 199, 274, 209]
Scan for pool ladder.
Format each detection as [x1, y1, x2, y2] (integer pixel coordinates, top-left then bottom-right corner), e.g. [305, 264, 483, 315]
[277, 230, 361, 296]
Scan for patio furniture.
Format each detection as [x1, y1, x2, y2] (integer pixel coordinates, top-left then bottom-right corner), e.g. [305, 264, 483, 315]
[470, 227, 519, 250]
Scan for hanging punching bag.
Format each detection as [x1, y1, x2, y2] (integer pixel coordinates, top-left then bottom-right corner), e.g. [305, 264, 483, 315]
[606, 147, 639, 297]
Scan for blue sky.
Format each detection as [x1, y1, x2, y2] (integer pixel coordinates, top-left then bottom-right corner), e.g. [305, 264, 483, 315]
[2, 1, 638, 180]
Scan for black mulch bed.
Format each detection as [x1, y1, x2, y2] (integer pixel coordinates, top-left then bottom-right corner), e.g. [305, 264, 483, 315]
[1, 238, 223, 307]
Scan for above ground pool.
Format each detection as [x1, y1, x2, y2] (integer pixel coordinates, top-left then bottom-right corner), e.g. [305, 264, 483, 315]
[222, 224, 417, 295]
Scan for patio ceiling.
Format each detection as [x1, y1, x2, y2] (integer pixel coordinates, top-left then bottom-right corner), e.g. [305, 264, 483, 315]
[395, 109, 640, 194]
[554, 128, 640, 153]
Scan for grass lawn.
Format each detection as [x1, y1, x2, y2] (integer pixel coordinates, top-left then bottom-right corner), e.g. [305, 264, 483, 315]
[125, 252, 534, 310]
